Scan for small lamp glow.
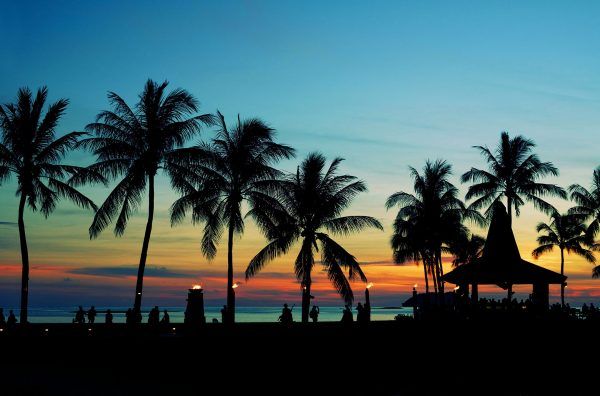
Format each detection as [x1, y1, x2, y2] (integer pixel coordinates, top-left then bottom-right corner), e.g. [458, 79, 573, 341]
[232, 283, 239, 289]
[366, 282, 374, 289]
[192, 284, 202, 290]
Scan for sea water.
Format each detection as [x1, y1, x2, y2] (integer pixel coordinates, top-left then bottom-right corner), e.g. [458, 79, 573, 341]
[16, 306, 412, 323]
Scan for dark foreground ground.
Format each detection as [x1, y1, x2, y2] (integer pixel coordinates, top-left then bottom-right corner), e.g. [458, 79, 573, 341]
[1, 319, 597, 396]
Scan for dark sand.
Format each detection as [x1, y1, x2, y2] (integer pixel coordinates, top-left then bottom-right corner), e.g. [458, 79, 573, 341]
[1, 320, 597, 395]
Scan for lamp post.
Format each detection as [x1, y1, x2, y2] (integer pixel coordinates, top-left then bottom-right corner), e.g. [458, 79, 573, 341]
[365, 282, 373, 322]
[185, 284, 206, 326]
[229, 282, 239, 324]
[412, 284, 418, 318]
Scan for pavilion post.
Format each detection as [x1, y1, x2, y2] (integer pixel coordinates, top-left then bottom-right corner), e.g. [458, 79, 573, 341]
[471, 284, 478, 303]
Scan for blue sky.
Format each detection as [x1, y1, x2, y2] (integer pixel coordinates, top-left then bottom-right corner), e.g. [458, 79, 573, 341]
[1, 1, 600, 307]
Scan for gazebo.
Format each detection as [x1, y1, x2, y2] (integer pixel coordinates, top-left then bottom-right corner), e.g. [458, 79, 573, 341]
[443, 202, 565, 309]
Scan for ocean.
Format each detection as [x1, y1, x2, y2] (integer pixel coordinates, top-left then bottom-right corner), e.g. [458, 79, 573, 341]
[12, 306, 413, 323]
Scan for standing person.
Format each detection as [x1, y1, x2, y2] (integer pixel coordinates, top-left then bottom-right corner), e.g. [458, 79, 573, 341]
[105, 309, 113, 324]
[125, 308, 133, 325]
[309, 305, 320, 323]
[7, 310, 17, 329]
[220, 305, 227, 324]
[87, 306, 97, 324]
[278, 304, 293, 325]
[148, 306, 159, 325]
[75, 306, 85, 324]
[356, 302, 365, 324]
[160, 310, 170, 324]
[341, 305, 353, 324]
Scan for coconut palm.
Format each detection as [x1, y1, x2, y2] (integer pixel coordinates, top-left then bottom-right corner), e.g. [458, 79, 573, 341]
[244, 153, 383, 323]
[448, 233, 486, 268]
[461, 131, 566, 224]
[170, 111, 294, 324]
[532, 212, 595, 306]
[80, 79, 213, 320]
[569, 167, 600, 241]
[0, 87, 101, 323]
[387, 160, 481, 296]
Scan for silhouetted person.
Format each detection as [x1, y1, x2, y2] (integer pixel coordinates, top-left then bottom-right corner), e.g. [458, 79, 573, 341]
[148, 306, 160, 326]
[356, 302, 366, 324]
[7, 310, 16, 329]
[341, 304, 353, 324]
[309, 305, 320, 323]
[279, 303, 293, 325]
[220, 305, 227, 323]
[75, 306, 85, 324]
[0, 308, 5, 327]
[161, 309, 170, 324]
[105, 309, 113, 324]
[87, 306, 97, 324]
[125, 308, 133, 325]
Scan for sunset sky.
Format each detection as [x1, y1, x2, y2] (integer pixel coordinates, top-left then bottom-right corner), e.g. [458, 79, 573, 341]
[1, 0, 600, 308]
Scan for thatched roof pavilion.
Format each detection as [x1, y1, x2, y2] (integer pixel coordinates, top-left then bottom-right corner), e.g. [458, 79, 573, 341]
[443, 202, 565, 308]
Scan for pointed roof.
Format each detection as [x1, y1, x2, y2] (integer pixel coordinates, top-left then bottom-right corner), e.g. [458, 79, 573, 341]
[443, 202, 566, 286]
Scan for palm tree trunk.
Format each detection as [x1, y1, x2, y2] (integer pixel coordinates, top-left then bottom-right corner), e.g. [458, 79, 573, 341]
[422, 261, 429, 294]
[507, 196, 512, 226]
[430, 260, 438, 295]
[560, 248, 565, 307]
[133, 174, 155, 322]
[18, 193, 29, 324]
[301, 276, 311, 323]
[226, 217, 235, 324]
[437, 250, 445, 295]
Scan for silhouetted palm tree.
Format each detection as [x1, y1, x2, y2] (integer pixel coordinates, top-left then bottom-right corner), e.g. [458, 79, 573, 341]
[569, 167, 600, 242]
[245, 153, 382, 323]
[387, 160, 481, 296]
[170, 111, 294, 324]
[461, 132, 566, 225]
[0, 87, 101, 323]
[448, 234, 486, 268]
[532, 212, 595, 307]
[80, 79, 213, 320]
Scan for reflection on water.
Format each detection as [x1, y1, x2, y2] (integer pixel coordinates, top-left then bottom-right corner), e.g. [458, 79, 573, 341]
[20, 306, 413, 323]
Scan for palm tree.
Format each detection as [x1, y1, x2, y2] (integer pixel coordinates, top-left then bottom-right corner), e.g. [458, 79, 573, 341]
[243, 153, 382, 323]
[569, 167, 600, 242]
[448, 233, 486, 268]
[0, 87, 101, 323]
[532, 212, 595, 307]
[461, 131, 566, 225]
[80, 79, 213, 320]
[170, 111, 294, 324]
[387, 160, 480, 296]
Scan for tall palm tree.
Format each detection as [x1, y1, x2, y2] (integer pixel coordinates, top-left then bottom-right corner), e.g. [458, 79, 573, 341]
[170, 111, 294, 324]
[244, 153, 382, 323]
[569, 167, 600, 242]
[0, 87, 101, 323]
[80, 79, 213, 320]
[461, 131, 566, 225]
[532, 212, 595, 307]
[387, 160, 480, 296]
[448, 233, 486, 268]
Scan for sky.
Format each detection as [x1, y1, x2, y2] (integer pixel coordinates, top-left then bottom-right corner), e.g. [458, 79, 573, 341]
[1, 0, 600, 309]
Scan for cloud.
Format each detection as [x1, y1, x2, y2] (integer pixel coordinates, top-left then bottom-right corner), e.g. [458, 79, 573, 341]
[0, 221, 17, 226]
[69, 265, 192, 278]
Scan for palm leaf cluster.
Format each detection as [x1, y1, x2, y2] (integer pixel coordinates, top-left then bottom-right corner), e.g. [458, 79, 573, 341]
[244, 153, 382, 321]
[387, 160, 483, 295]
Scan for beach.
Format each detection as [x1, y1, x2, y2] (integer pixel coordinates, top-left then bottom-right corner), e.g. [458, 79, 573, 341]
[1, 319, 598, 395]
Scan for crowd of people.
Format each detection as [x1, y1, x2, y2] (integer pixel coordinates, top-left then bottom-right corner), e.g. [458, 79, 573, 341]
[70, 305, 170, 326]
[277, 302, 372, 324]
